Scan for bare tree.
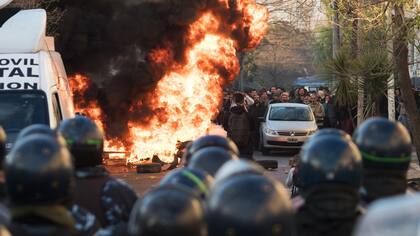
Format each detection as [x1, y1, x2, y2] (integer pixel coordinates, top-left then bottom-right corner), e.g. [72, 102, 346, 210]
[8, 0, 64, 36]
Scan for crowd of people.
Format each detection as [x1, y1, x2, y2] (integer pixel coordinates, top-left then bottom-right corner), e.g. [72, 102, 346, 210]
[217, 87, 348, 159]
[217, 86, 419, 157]
[0, 112, 417, 235]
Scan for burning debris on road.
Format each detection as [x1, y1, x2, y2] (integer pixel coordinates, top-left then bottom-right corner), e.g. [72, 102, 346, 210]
[63, 0, 268, 164]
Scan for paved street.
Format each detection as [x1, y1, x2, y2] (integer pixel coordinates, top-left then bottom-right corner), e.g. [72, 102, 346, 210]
[109, 150, 420, 196]
[108, 151, 295, 196]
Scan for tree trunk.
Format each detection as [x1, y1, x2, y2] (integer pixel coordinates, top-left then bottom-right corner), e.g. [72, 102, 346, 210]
[393, 3, 420, 161]
[332, 0, 340, 59]
[348, 2, 365, 125]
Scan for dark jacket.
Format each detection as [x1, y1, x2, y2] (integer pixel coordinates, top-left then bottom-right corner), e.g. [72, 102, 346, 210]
[74, 166, 138, 227]
[323, 103, 337, 128]
[226, 105, 254, 158]
[296, 185, 362, 236]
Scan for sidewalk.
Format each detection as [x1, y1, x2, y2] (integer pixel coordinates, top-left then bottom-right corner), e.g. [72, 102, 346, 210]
[408, 151, 420, 179]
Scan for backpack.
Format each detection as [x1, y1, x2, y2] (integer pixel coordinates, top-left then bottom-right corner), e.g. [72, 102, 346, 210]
[228, 112, 250, 147]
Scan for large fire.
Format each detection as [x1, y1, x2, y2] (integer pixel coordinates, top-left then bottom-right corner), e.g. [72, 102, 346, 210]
[69, 1, 268, 163]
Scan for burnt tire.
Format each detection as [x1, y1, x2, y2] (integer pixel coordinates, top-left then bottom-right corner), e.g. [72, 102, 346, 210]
[256, 160, 278, 170]
[137, 163, 162, 173]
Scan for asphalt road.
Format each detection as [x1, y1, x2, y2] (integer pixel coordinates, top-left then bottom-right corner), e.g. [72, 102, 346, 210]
[108, 150, 296, 196]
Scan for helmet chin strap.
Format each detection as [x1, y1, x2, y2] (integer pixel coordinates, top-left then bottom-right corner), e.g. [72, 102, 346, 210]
[0, 0, 13, 10]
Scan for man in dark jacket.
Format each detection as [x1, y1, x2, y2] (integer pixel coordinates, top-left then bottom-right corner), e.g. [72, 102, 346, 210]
[5, 134, 95, 236]
[323, 95, 337, 128]
[58, 116, 138, 228]
[248, 94, 267, 149]
[226, 93, 254, 159]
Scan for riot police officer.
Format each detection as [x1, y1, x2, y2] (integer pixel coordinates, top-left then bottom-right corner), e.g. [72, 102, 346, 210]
[289, 128, 352, 197]
[207, 174, 294, 236]
[353, 193, 420, 236]
[183, 135, 239, 165]
[353, 118, 412, 205]
[128, 185, 207, 236]
[188, 146, 239, 176]
[296, 135, 363, 236]
[58, 116, 138, 227]
[308, 128, 351, 142]
[160, 168, 214, 200]
[5, 134, 79, 235]
[16, 124, 101, 234]
[17, 124, 60, 141]
[214, 158, 265, 185]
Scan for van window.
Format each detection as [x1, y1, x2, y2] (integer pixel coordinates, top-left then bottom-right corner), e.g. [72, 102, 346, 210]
[0, 90, 49, 138]
[52, 92, 63, 124]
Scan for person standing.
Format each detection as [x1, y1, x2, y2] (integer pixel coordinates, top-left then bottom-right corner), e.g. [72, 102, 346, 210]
[323, 95, 337, 128]
[249, 94, 266, 149]
[269, 92, 282, 104]
[293, 88, 307, 103]
[295, 135, 363, 236]
[226, 93, 254, 160]
[6, 135, 84, 236]
[280, 92, 290, 103]
[58, 116, 138, 228]
[309, 95, 325, 128]
[353, 118, 413, 206]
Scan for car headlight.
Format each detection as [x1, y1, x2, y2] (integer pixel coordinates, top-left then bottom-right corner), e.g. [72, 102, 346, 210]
[308, 129, 317, 135]
[264, 128, 277, 135]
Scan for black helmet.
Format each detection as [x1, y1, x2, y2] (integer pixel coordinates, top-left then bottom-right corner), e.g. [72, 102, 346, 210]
[299, 135, 362, 189]
[0, 127, 6, 169]
[17, 124, 56, 140]
[207, 175, 293, 236]
[58, 116, 104, 168]
[308, 128, 351, 142]
[128, 185, 206, 236]
[214, 159, 265, 185]
[353, 118, 412, 170]
[160, 168, 214, 199]
[17, 124, 66, 147]
[188, 147, 238, 176]
[183, 135, 239, 165]
[5, 134, 74, 205]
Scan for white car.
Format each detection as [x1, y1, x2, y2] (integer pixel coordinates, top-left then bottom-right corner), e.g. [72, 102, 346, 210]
[260, 103, 317, 155]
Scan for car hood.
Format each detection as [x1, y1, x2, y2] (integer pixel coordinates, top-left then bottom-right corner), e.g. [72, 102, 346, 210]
[266, 120, 317, 131]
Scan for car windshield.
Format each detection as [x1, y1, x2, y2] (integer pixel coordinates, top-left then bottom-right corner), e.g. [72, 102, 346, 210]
[269, 106, 314, 121]
[0, 91, 49, 135]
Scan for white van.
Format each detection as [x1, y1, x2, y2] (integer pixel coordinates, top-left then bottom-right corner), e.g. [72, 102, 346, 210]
[0, 7, 75, 148]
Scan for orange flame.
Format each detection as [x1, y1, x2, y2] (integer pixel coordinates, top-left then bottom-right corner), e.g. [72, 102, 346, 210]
[69, 75, 125, 156]
[68, 75, 104, 130]
[69, 0, 268, 163]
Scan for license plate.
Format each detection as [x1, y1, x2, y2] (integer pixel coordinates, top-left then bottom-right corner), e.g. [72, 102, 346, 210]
[287, 138, 298, 143]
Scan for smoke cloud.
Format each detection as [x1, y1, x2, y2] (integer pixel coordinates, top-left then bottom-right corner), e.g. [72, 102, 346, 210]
[57, 0, 263, 146]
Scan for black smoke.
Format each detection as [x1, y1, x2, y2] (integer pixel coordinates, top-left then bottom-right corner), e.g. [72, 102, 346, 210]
[56, 0, 257, 146]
